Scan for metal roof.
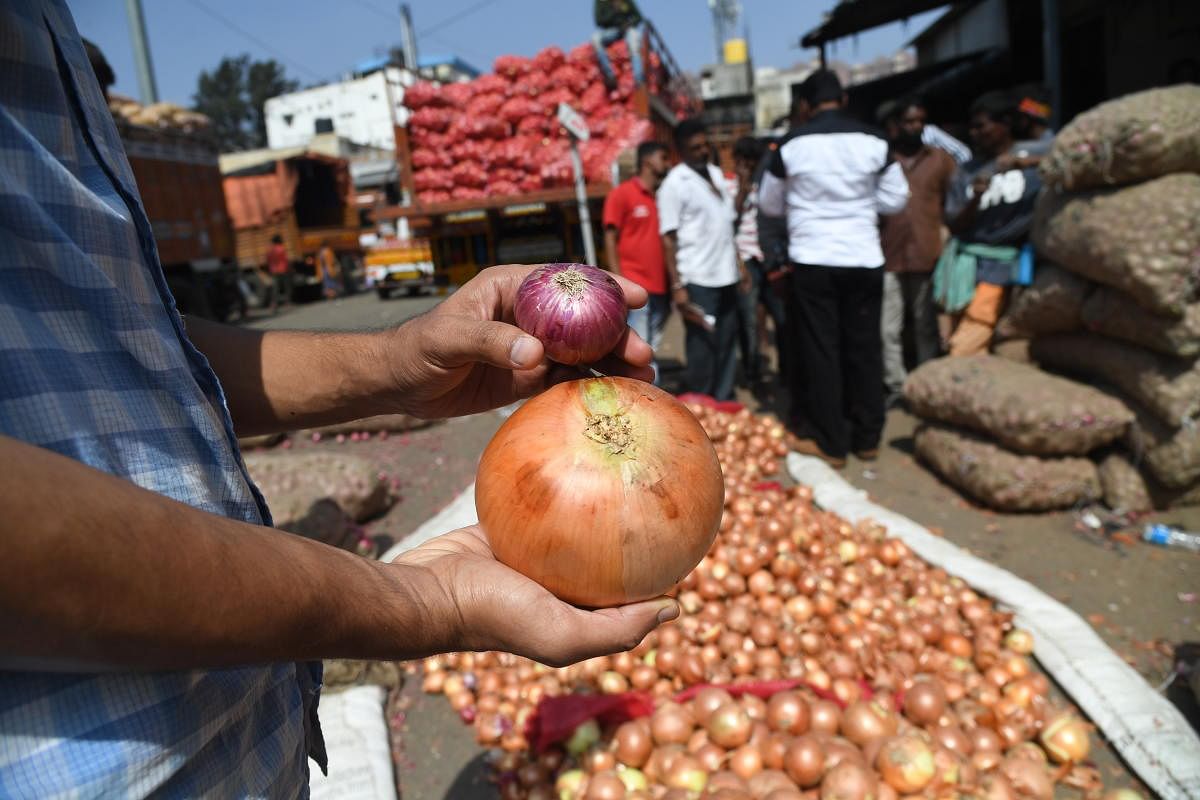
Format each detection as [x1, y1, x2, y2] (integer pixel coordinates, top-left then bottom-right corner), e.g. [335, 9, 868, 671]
[801, 0, 957, 47]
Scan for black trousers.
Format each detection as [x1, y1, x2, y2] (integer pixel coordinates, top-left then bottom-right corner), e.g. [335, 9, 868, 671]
[684, 283, 739, 402]
[789, 264, 885, 458]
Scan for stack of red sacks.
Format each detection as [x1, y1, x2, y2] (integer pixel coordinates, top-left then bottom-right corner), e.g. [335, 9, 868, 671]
[405, 39, 682, 206]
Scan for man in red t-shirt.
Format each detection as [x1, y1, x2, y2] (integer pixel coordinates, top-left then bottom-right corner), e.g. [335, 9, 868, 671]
[603, 141, 669, 382]
[265, 234, 292, 313]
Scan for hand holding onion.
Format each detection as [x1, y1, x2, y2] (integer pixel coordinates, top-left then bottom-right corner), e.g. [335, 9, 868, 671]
[389, 524, 680, 667]
[379, 264, 653, 419]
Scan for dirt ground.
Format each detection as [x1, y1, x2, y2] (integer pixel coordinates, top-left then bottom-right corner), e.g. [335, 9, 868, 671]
[250, 293, 1199, 799]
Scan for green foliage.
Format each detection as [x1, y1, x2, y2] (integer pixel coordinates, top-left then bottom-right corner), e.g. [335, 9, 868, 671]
[193, 55, 297, 151]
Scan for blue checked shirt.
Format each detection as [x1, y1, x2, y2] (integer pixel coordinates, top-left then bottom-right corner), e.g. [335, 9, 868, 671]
[0, 1, 325, 796]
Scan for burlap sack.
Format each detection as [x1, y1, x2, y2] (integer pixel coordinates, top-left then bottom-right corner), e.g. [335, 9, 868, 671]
[244, 451, 392, 522]
[1097, 453, 1154, 513]
[914, 423, 1101, 512]
[1039, 85, 1200, 191]
[995, 264, 1091, 340]
[1031, 333, 1200, 427]
[1124, 404, 1200, 490]
[1097, 452, 1200, 511]
[1081, 287, 1200, 358]
[1031, 174, 1200, 317]
[904, 355, 1131, 456]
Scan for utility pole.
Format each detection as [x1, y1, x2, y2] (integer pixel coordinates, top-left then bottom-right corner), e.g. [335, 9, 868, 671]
[124, 0, 159, 104]
[399, 3, 419, 71]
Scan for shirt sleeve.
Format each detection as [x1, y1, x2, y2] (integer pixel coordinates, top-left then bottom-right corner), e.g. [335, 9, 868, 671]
[757, 149, 787, 218]
[602, 187, 623, 229]
[657, 176, 682, 235]
[875, 160, 910, 216]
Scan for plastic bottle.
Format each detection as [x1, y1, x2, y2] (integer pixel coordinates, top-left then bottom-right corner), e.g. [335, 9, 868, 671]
[1142, 523, 1200, 552]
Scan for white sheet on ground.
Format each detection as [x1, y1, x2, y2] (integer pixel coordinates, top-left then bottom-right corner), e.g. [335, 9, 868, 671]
[381, 482, 479, 562]
[787, 452, 1200, 800]
[309, 685, 396, 800]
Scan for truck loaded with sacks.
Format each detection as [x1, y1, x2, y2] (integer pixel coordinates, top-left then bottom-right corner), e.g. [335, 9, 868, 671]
[377, 26, 700, 286]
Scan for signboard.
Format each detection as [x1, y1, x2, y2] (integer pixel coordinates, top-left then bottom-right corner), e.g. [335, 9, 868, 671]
[556, 102, 590, 141]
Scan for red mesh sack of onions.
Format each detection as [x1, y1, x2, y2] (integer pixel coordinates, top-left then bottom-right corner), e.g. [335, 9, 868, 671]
[402, 81, 441, 109]
[493, 54, 532, 79]
[413, 169, 453, 192]
[491, 166, 525, 184]
[466, 92, 505, 117]
[567, 42, 598, 67]
[449, 139, 490, 164]
[517, 115, 555, 136]
[450, 116, 509, 141]
[518, 173, 544, 192]
[488, 179, 521, 198]
[472, 73, 511, 97]
[409, 107, 453, 133]
[450, 186, 487, 200]
[549, 64, 590, 93]
[410, 148, 450, 169]
[579, 82, 609, 115]
[499, 97, 546, 125]
[440, 81, 475, 109]
[540, 87, 576, 110]
[415, 131, 451, 151]
[450, 161, 488, 189]
[532, 45, 566, 74]
[513, 71, 552, 98]
[415, 189, 450, 205]
[605, 39, 630, 64]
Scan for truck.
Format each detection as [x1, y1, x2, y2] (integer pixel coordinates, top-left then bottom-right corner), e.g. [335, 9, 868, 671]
[220, 148, 364, 302]
[112, 110, 243, 321]
[373, 23, 701, 286]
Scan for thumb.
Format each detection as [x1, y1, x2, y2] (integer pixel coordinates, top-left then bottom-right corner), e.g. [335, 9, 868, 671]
[428, 317, 544, 371]
[557, 597, 680, 663]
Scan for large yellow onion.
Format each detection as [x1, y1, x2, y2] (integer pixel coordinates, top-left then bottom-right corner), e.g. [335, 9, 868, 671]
[476, 377, 724, 606]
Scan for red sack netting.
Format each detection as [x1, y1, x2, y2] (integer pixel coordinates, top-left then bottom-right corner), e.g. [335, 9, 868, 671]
[525, 693, 656, 753]
[471, 73, 511, 97]
[493, 54, 532, 79]
[489, 179, 521, 197]
[413, 131, 451, 151]
[465, 92, 505, 117]
[413, 169, 453, 192]
[549, 65, 590, 94]
[416, 189, 451, 205]
[539, 87, 576, 110]
[409, 107, 453, 133]
[578, 82, 608, 115]
[516, 115, 554, 136]
[403, 81, 442, 109]
[519, 173, 544, 193]
[449, 115, 508, 141]
[567, 42, 597, 68]
[451, 186, 488, 200]
[499, 97, 546, 126]
[532, 45, 566, 74]
[440, 81, 475, 108]
[410, 148, 451, 169]
[512, 71, 552, 98]
[450, 161, 488, 189]
[449, 139, 491, 164]
[491, 165, 525, 183]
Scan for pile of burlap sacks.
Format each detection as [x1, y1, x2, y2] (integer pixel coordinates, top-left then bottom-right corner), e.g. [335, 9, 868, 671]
[908, 85, 1200, 513]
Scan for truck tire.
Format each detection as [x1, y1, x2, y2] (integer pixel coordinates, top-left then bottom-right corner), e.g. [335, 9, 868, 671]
[376, 287, 393, 300]
[406, 285, 423, 297]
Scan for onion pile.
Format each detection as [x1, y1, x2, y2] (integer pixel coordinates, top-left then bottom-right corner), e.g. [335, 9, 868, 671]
[414, 404, 1137, 799]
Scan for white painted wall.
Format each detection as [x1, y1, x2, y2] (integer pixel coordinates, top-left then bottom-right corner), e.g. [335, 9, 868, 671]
[265, 67, 412, 152]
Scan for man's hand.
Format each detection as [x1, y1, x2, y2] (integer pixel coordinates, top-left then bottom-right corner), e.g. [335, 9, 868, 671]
[671, 284, 690, 311]
[382, 265, 654, 419]
[390, 526, 679, 667]
[970, 171, 992, 199]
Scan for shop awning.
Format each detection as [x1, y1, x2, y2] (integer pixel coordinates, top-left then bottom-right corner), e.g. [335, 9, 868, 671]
[801, 0, 956, 47]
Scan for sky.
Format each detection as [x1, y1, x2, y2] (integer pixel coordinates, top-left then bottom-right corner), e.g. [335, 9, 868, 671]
[69, 0, 946, 106]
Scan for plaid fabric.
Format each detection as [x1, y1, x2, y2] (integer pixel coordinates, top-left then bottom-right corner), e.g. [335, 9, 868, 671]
[0, 1, 323, 796]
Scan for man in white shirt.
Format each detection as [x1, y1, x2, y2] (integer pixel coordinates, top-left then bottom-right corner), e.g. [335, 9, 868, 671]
[759, 70, 910, 467]
[659, 117, 749, 401]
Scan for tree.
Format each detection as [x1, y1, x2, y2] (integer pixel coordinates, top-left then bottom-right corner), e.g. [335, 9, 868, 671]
[193, 55, 298, 152]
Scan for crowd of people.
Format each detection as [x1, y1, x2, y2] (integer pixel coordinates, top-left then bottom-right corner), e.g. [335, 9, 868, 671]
[602, 69, 1054, 468]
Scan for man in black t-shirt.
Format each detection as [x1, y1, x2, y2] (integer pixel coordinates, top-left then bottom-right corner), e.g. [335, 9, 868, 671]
[593, 0, 645, 86]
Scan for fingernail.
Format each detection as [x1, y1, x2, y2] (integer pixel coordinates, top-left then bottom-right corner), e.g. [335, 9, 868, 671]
[510, 336, 538, 367]
[656, 600, 679, 624]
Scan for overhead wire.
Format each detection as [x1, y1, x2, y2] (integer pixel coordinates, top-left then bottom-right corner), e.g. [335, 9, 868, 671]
[181, 0, 325, 82]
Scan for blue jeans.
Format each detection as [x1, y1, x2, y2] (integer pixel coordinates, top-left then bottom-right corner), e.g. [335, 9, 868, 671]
[592, 24, 644, 84]
[627, 292, 669, 384]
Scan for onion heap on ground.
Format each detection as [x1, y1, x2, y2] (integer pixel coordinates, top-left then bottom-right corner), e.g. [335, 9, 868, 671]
[411, 404, 1138, 800]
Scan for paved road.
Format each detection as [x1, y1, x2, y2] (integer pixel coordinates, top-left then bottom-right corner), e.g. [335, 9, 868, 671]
[244, 289, 447, 333]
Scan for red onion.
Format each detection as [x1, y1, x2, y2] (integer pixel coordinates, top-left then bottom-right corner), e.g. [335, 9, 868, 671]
[514, 263, 627, 365]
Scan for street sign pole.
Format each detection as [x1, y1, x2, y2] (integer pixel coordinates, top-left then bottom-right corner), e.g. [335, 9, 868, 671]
[558, 103, 597, 267]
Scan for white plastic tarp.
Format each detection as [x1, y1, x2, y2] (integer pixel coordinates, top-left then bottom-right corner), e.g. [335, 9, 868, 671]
[309, 685, 396, 800]
[787, 452, 1200, 800]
